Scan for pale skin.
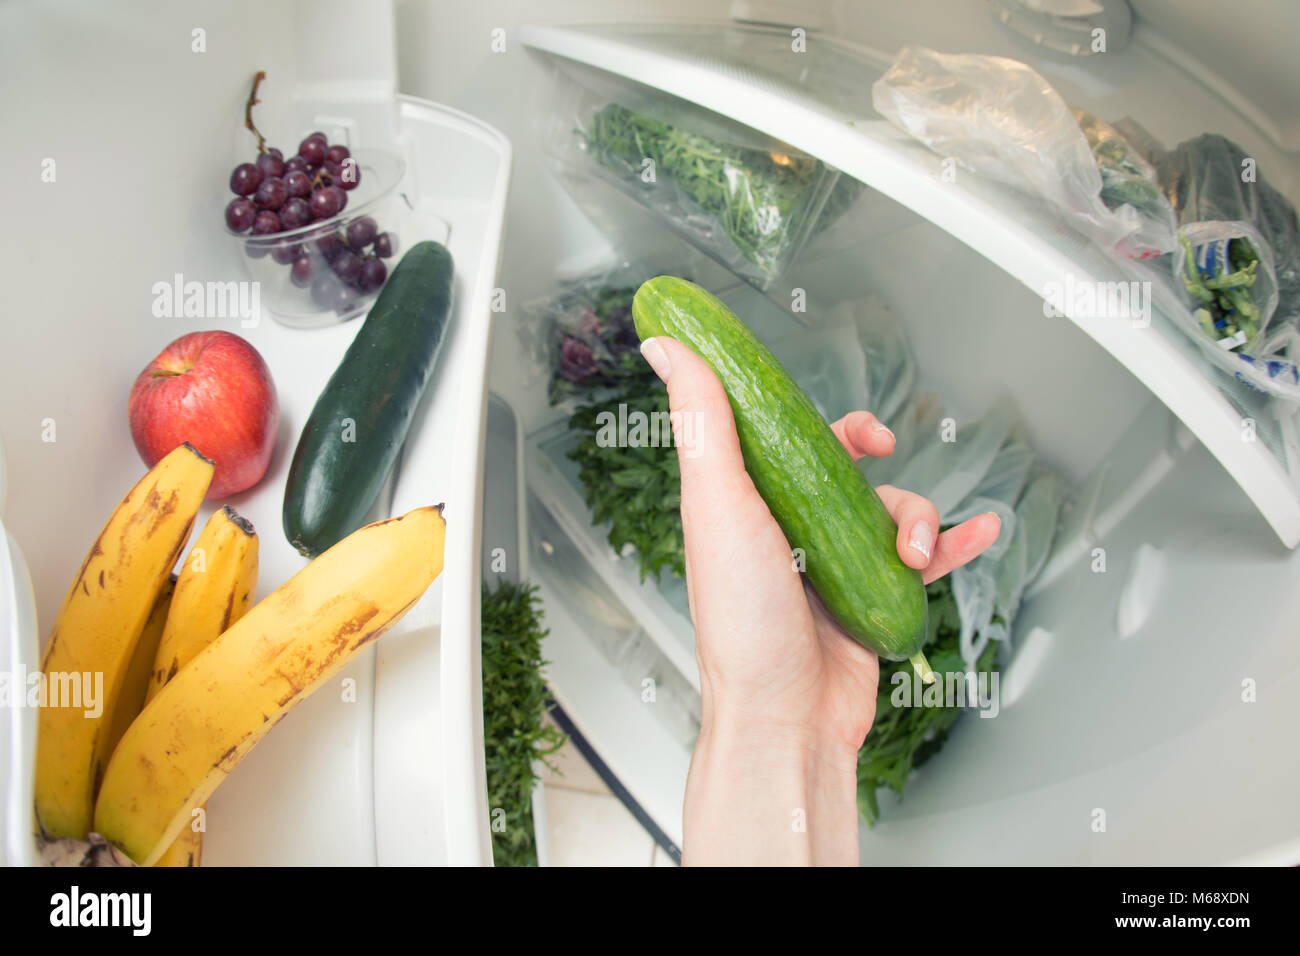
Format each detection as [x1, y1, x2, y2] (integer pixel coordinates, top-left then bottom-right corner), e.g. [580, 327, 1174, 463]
[639, 336, 1002, 867]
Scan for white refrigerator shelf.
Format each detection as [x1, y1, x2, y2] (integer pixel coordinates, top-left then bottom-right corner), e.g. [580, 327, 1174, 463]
[520, 21, 1300, 548]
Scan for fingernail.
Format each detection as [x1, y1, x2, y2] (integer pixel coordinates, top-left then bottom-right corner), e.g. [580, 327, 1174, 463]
[908, 520, 934, 560]
[871, 420, 895, 440]
[640, 338, 671, 382]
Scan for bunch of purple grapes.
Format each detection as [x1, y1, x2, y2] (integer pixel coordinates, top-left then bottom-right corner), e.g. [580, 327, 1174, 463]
[224, 131, 396, 315]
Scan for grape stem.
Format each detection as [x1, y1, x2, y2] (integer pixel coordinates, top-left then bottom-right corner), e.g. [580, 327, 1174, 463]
[244, 70, 268, 154]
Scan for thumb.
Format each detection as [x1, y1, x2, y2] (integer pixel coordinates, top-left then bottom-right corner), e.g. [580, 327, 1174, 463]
[639, 336, 757, 512]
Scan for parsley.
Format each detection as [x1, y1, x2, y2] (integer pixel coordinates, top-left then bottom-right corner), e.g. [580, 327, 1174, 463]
[482, 580, 566, 867]
[565, 377, 685, 582]
[856, 577, 1000, 827]
[584, 103, 837, 280]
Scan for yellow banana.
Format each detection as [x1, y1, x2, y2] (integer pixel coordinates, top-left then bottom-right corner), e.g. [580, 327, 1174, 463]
[148, 505, 259, 867]
[100, 576, 176, 770]
[148, 506, 258, 702]
[94, 505, 446, 866]
[35, 443, 213, 839]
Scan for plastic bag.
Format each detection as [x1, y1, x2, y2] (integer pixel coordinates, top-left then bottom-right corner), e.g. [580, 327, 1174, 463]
[863, 393, 1065, 666]
[1072, 108, 1178, 259]
[1145, 132, 1300, 322]
[545, 61, 847, 288]
[519, 257, 691, 406]
[768, 319, 869, 423]
[847, 294, 917, 425]
[881, 400, 1015, 518]
[871, 46, 1141, 252]
[770, 293, 915, 424]
[994, 470, 1066, 630]
[1111, 121, 1300, 400]
[949, 464, 1065, 665]
[1174, 220, 1279, 352]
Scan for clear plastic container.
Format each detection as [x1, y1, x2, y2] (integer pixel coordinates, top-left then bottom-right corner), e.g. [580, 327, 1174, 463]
[543, 60, 848, 290]
[228, 148, 405, 328]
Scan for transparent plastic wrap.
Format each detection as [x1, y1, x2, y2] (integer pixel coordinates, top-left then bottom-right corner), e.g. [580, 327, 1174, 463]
[1072, 108, 1178, 259]
[767, 293, 913, 424]
[519, 257, 689, 407]
[528, 493, 702, 751]
[871, 46, 1148, 253]
[1146, 131, 1300, 324]
[544, 62, 848, 289]
[947, 468, 1063, 664]
[1113, 121, 1300, 400]
[1175, 220, 1279, 352]
[862, 397, 1066, 666]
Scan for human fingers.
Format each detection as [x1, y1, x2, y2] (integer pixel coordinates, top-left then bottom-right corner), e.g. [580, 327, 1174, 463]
[918, 512, 1003, 584]
[829, 410, 895, 461]
[873, 483, 941, 571]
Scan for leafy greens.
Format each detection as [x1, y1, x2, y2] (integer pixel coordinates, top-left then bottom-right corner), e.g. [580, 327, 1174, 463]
[482, 580, 566, 867]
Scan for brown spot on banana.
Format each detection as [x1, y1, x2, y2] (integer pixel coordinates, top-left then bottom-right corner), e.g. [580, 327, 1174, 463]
[71, 534, 107, 595]
[221, 589, 236, 632]
[215, 744, 240, 771]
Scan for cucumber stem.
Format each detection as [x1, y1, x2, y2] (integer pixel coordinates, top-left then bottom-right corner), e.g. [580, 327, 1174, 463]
[910, 652, 936, 685]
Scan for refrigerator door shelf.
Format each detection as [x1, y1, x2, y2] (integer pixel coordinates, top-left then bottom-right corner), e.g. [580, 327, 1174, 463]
[520, 21, 1300, 548]
[0, 96, 510, 867]
[481, 393, 551, 866]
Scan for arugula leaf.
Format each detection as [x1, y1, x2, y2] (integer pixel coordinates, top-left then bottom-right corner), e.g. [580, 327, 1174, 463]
[584, 103, 848, 280]
[482, 580, 567, 867]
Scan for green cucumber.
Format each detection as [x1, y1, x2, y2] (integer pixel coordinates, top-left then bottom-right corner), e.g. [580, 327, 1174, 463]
[283, 240, 454, 557]
[632, 276, 930, 678]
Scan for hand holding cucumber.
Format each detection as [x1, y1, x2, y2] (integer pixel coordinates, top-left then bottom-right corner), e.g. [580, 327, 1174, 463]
[633, 277, 1000, 864]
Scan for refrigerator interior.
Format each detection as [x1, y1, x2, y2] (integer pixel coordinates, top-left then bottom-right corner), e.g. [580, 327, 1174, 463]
[1, 0, 1298, 867]
[395, 1, 1300, 863]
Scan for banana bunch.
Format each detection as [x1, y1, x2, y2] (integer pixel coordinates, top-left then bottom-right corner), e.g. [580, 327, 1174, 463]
[94, 504, 445, 866]
[35, 443, 446, 868]
[35, 443, 213, 840]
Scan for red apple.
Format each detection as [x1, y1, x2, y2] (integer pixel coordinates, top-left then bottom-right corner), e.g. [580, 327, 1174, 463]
[129, 331, 278, 500]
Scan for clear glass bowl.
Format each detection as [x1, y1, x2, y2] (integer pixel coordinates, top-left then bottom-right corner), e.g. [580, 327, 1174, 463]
[227, 147, 405, 329]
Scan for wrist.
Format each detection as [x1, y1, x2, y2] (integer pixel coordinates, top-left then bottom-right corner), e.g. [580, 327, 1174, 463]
[685, 704, 862, 866]
[701, 695, 862, 777]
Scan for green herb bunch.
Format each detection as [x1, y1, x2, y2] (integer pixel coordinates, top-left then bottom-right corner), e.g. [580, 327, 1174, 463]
[856, 576, 1000, 827]
[584, 103, 831, 279]
[544, 280, 687, 582]
[482, 580, 566, 867]
[566, 374, 685, 582]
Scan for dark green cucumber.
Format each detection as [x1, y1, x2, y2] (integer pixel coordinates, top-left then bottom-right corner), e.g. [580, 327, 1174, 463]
[632, 276, 931, 678]
[283, 240, 454, 557]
